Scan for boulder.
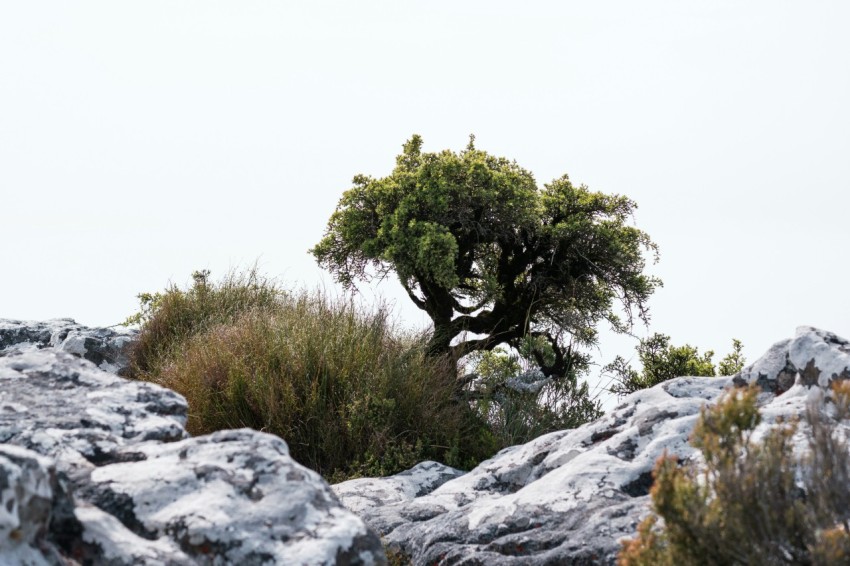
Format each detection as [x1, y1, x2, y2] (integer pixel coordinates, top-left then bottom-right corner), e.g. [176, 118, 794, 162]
[0, 349, 187, 482]
[0, 444, 77, 566]
[335, 327, 850, 565]
[332, 461, 465, 515]
[0, 348, 386, 565]
[0, 318, 137, 376]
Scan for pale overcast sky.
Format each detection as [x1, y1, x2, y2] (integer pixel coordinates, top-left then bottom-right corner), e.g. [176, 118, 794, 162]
[2, 1, 848, 394]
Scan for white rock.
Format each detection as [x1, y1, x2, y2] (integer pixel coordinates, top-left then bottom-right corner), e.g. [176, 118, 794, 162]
[341, 327, 850, 565]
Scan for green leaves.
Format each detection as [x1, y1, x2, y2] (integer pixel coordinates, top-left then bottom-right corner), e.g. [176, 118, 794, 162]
[718, 338, 746, 376]
[312, 135, 660, 379]
[606, 335, 746, 396]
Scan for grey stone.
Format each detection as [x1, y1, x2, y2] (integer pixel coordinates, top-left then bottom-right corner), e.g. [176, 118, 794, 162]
[0, 349, 188, 482]
[734, 326, 850, 393]
[337, 327, 850, 565]
[0, 444, 71, 566]
[333, 461, 465, 515]
[80, 429, 384, 565]
[0, 318, 138, 376]
[0, 346, 386, 565]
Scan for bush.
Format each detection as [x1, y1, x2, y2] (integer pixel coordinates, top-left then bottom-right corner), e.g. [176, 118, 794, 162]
[465, 345, 602, 447]
[126, 269, 282, 377]
[605, 334, 746, 396]
[618, 382, 850, 565]
[127, 271, 494, 480]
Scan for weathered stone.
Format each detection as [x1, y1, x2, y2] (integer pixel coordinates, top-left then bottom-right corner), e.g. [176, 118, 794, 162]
[0, 318, 138, 376]
[341, 378, 723, 565]
[0, 347, 386, 565]
[0, 444, 70, 566]
[734, 326, 850, 393]
[5, 318, 850, 565]
[336, 327, 850, 565]
[78, 429, 385, 565]
[0, 349, 188, 482]
[332, 461, 465, 515]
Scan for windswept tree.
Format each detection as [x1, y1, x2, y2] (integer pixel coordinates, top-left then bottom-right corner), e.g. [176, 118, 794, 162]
[312, 135, 660, 379]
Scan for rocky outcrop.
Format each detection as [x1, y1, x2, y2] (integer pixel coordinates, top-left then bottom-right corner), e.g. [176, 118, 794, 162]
[0, 318, 137, 376]
[334, 327, 850, 565]
[332, 461, 466, 516]
[4, 319, 849, 565]
[0, 348, 386, 565]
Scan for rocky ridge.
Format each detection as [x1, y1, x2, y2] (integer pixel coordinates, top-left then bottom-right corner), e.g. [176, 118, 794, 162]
[332, 327, 850, 565]
[0, 318, 137, 376]
[3, 319, 850, 565]
[0, 320, 386, 566]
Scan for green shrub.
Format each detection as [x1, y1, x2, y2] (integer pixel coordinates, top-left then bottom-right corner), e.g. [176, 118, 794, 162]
[619, 382, 850, 565]
[466, 345, 602, 447]
[606, 334, 746, 396]
[127, 271, 493, 480]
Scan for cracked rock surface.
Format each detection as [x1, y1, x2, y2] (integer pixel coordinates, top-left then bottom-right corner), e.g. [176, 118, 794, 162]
[335, 327, 850, 565]
[1, 343, 385, 565]
[0, 318, 137, 376]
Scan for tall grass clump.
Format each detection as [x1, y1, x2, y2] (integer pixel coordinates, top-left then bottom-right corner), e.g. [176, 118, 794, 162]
[126, 268, 281, 377]
[619, 382, 850, 565]
[127, 271, 493, 480]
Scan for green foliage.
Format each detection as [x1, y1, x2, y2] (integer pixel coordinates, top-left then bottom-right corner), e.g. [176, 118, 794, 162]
[466, 344, 602, 447]
[606, 335, 746, 396]
[718, 338, 746, 376]
[127, 271, 493, 480]
[619, 382, 850, 565]
[312, 135, 660, 379]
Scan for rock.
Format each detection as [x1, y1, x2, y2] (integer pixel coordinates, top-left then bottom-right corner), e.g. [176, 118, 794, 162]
[336, 327, 850, 565]
[332, 461, 465, 515]
[0, 444, 76, 566]
[74, 504, 194, 565]
[78, 429, 384, 565]
[734, 326, 850, 393]
[0, 318, 138, 376]
[0, 347, 386, 565]
[6, 318, 849, 565]
[0, 349, 188, 482]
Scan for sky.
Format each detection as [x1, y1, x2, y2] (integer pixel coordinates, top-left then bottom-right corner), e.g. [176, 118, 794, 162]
[2, 1, 848, 400]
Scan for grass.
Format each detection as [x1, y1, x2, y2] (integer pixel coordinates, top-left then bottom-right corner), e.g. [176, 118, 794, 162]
[127, 269, 495, 480]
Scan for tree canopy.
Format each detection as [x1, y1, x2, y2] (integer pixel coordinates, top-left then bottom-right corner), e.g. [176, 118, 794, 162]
[312, 135, 660, 379]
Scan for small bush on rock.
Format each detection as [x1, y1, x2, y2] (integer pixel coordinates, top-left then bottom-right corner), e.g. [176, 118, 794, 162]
[606, 334, 746, 396]
[127, 271, 493, 480]
[619, 382, 850, 565]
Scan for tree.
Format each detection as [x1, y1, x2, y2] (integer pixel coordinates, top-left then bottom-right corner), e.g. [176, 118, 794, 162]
[605, 334, 746, 396]
[312, 135, 660, 379]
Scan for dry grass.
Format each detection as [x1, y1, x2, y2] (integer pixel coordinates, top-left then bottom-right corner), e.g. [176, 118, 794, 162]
[128, 270, 493, 479]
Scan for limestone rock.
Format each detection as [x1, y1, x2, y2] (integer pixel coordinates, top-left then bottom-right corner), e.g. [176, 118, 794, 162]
[0, 318, 137, 376]
[0, 349, 188, 482]
[337, 327, 850, 565]
[0, 444, 73, 566]
[0, 347, 386, 565]
[735, 326, 850, 393]
[332, 461, 465, 515]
